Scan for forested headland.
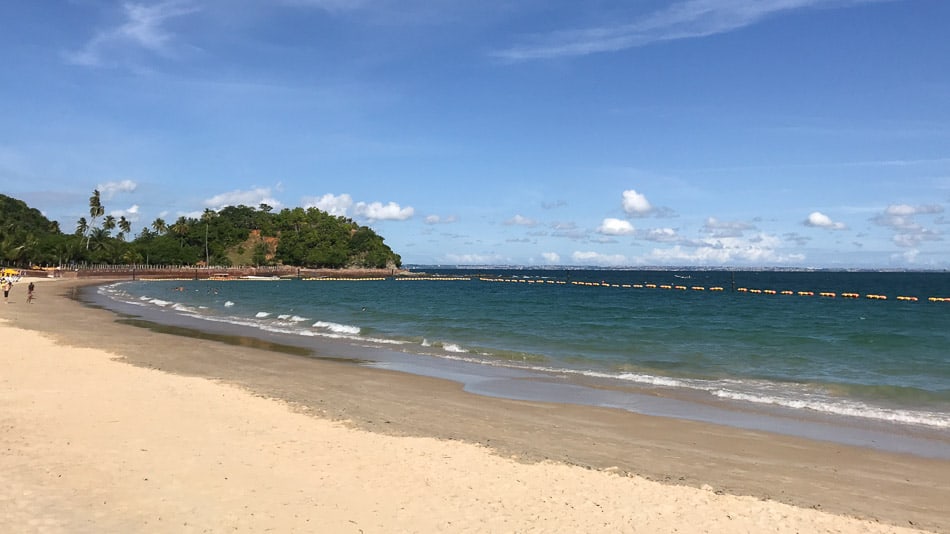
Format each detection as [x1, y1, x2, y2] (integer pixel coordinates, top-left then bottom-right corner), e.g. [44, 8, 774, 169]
[0, 192, 401, 270]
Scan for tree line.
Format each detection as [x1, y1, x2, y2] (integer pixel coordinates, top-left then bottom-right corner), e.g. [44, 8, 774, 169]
[0, 191, 401, 269]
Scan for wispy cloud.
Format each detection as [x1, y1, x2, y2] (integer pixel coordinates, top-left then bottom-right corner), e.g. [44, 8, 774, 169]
[494, 0, 889, 62]
[65, 1, 199, 67]
[571, 250, 629, 266]
[204, 187, 282, 211]
[281, 0, 371, 12]
[97, 179, 138, 200]
[505, 214, 538, 227]
[871, 203, 943, 248]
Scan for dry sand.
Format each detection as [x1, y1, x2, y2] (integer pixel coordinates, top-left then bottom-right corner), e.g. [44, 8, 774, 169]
[2, 278, 948, 533]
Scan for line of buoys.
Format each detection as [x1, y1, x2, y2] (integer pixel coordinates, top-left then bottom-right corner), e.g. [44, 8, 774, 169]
[397, 277, 471, 281]
[468, 276, 945, 304]
[303, 277, 387, 281]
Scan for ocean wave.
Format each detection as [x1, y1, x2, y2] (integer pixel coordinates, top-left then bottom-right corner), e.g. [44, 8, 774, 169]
[711, 389, 950, 429]
[275, 314, 310, 323]
[615, 372, 685, 388]
[255, 312, 271, 318]
[224, 301, 234, 307]
[312, 321, 360, 335]
[172, 303, 199, 313]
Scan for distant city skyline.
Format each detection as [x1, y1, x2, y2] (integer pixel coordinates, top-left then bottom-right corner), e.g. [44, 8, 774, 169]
[2, 1, 948, 268]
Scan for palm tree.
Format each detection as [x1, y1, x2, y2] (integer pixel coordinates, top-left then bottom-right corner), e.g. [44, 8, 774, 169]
[87, 227, 110, 252]
[201, 209, 216, 265]
[171, 216, 189, 247]
[151, 217, 168, 235]
[102, 215, 116, 237]
[76, 217, 89, 238]
[87, 189, 104, 250]
[117, 216, 132, 241]
[15, 233, 39, 266]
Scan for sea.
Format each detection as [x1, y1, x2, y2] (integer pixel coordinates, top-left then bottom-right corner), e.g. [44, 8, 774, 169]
[90, 268, 950, 458]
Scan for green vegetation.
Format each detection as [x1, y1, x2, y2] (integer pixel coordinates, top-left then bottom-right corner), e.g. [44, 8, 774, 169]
[0, 192, 401, 269]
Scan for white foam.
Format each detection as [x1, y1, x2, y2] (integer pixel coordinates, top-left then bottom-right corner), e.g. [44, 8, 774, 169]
[712, 390, 950, 429]
[149, 298, 172, 307]
[312, 321, 360, 335]
[615, 372, 685, 388]
[255, 312, 271, 318]
[443, 343, 467, 353]
[224, 301, 234, 307]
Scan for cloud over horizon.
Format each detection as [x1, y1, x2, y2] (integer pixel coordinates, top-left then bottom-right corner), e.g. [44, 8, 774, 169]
[494, 0, 888, 61]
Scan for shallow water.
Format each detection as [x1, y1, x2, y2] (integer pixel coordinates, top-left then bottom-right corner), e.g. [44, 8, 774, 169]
[92, 269, 950, 457]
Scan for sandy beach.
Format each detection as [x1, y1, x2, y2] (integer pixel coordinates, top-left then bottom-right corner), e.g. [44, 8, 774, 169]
[2, 278, 948, 533]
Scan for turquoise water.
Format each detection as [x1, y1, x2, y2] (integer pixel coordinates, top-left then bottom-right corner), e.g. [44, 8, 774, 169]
[97, 269, 950, 431]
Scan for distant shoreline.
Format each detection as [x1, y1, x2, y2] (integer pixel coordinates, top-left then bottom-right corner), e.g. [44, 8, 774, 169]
[14, 265, 411, 281]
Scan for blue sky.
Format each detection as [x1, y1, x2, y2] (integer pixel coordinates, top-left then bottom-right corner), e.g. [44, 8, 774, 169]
[2, 0, 949, 268]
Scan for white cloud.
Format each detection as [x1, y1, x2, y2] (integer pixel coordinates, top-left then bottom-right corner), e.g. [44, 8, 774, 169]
[872, 203, 944, 248]
[505, 214, 537, 226]
[550, 221, 588, 240]
[597, 218, 635, 235]
[647, 233, 803, 265]
[111, 204, 140, 222]
[354, 201, 414, 221]
[703, 217, 753, 238]
[444, 253, 507, 265]
[204, 187, 282, 211]
[885, 204, 943, 216]
[645, 227, 678, 242]
[621, 189, 652, 216]
[495, 0, 878, 61]
[571, 250, 628, 266]
[66, 1, 199, 67]
[425, 214, 458, 224]
[541, 252, 561, 263]
[303, 193, 353, 216]
[894, 249, 920, 264]
[97, 179, 138, 200]
[804, 211, 847, 230]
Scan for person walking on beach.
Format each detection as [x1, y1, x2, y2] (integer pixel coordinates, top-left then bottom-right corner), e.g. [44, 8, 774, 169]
[27, 281, 35, 303]
[2, 278, 11, 303]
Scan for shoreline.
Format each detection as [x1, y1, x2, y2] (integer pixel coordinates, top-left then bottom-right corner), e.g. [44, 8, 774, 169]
[3, 278, 949, 532]
[90, 276, 950, 459]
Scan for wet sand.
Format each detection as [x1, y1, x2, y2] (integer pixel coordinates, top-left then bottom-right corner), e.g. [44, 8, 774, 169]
[2, 278, 948, 533]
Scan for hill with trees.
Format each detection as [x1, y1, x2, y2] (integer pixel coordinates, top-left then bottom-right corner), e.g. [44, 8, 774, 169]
[0, 192, 401, 270]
